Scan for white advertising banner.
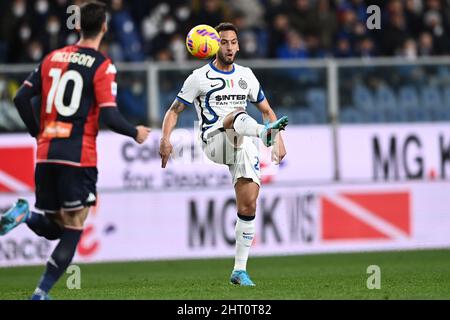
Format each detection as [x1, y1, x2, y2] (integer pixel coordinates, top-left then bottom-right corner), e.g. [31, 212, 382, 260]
[95, 126, 334, 190]
[2, 123, 449, 193]
[339, 123, 450, 181]
[1, 125, 450, 266]
[1, 181, 449, 266]
[0, 126, 334, 193]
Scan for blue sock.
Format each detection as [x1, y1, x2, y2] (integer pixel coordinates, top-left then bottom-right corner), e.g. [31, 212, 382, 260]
[26, 212, 63, 240]
[36, 228, 83, 294]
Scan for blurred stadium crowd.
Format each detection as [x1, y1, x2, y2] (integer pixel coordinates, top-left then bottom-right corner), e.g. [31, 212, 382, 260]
[1, 0, 450, 63]
[1, 0, 450, 131]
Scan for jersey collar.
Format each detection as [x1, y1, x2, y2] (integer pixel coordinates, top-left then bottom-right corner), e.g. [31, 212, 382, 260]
[209, 61, 235, 74]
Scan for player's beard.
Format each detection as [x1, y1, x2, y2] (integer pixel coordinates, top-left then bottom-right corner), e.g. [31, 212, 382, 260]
[217, 50, 235, 65]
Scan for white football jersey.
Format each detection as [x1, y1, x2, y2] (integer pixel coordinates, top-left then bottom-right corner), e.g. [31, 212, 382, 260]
[176, 61, 265, 136]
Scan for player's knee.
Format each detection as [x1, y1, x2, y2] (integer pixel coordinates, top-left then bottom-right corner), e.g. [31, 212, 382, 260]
[238, 201, 257, 215]
[224, 108, 247, 129]
[61, 207, 89, 228]
[61, 214, 85, 228]
[232, 108, 247, 124]
[63, 220, 85, 229]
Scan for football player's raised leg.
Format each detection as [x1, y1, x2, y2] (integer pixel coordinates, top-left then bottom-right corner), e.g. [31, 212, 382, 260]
[31, 208, 89, 300]
[230, 177, 259, 286]
[0, 200, 62, 240]
[25, 211, 64, 240]
[223, 108, 289, 147]
[223, 108, 265, 138]
[24, 163, 64, 240]
[0, 198, 30, 235]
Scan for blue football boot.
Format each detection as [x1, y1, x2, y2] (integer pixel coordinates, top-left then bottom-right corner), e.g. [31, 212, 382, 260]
[259, 116, 289, 147]
[0, 198, 30, 235]
[230, 270, 256, 287]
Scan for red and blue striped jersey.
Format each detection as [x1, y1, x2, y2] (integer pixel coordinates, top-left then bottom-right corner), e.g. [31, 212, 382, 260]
[23, 45, 117, 167]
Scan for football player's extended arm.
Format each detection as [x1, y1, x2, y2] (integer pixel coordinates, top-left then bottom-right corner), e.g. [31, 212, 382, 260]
[100, 107, 138, 138]
[159, 99, 186, 168]
[255, 98, 287, 164]
[100, 108, 150, 144]
[13, 84, 40, 137]
[255, 98, 277, 123]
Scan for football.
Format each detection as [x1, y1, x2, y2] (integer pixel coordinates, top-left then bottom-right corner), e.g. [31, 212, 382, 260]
[185, 24, 220, 59]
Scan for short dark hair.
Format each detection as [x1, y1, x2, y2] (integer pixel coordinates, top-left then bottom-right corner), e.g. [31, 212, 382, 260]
[80, 1, 107, 39]
[215, 22, 239, 36]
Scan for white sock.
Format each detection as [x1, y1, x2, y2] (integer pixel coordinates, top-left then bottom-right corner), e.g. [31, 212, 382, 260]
[233, 113, 265, 137]
[234, 217, 255, 271]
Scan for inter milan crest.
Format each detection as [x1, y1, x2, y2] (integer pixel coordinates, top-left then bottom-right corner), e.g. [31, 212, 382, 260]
[238, 79, 248, 90]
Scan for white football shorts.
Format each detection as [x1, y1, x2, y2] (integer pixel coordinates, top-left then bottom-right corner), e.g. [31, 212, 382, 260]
[201, 123, 261, 187]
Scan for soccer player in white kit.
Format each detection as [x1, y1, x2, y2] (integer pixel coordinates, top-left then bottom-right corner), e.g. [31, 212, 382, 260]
[159, 22, 288, 286]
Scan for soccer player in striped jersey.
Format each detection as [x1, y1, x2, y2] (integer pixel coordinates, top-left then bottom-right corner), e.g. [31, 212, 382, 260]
[0, 1, 150, 299]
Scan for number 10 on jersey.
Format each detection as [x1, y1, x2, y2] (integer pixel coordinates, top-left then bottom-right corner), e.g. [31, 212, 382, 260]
[46, 68, 83, 117]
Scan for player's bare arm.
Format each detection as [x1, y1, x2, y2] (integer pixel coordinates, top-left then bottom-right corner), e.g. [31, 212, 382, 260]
[159, 99, 187, 168]
[256, 98, 287, 164]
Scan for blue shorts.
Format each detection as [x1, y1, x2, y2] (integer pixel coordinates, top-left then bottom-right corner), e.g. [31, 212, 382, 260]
[34, 163, 97, 213]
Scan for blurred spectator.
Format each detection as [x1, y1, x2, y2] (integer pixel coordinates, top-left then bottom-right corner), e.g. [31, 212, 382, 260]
[404, 0, 423, 37]
[42, 15, 66, 52]
[305, 35, 327, 58]
[398, 37, 418, 60]
[117, 77, 147, 122]
[110, 0, 145, 61]
[2, 0, 28, 63]
[26, 41, 45, 63]
[350, 0, 367, 23]
[169, 33, 187, 62]
[268, 13, 291, 58]
[231, 10, 265, 58]
[336, 5, 358, 44]
[382, 11, 410, 56]
[141, 3, 172, 58]
[338, 0, 367, 26]
[276, 30, 308, 59]
[289, 0, 320, 37]
[191, 0, 230, 28]
[173, 4, 193, 35]
[356, 36, 376, 58]
[156, 48, 173, 61]
[418, 31, 435, 56]
[12, 22, 32, 62]
[422, 1, 449, 54]
[317, 0, 337, 51]
[230, 0, 264, 29]
[334, 36, 354, 58]
[32, 0, 51, 33]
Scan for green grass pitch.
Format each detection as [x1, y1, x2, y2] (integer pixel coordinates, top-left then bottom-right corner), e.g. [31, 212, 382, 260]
[1, 249, 449, 300]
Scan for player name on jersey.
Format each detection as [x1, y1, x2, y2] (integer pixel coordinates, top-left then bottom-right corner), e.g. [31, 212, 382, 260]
[51, 51, 96, 68]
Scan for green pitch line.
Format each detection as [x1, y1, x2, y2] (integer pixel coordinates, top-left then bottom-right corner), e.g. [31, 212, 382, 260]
[1, 249, 449, 300]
